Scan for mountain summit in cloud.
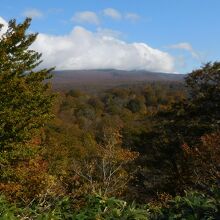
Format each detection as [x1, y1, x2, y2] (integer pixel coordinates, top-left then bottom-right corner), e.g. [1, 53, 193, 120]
[32, 26, 174, 72]
[0, 16, 174, 73]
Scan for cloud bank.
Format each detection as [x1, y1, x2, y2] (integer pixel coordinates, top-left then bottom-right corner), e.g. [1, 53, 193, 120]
[0, 16, 174, 72]
[32, 27, 174, 72]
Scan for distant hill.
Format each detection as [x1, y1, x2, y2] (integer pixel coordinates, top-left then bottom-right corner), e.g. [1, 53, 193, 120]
[51, 69, 185, 91]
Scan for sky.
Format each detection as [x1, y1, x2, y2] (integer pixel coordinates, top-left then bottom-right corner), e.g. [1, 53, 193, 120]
[0, 0, 220, 73]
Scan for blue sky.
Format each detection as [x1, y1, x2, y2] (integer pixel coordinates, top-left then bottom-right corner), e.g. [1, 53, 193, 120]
[0, 0, 219, 73]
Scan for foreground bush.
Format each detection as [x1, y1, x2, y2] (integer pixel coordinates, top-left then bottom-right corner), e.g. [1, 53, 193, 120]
[149, 187, 220, 220]
[73, 195, 148, 220]
[0, 195, 148, 219]
[1, 188, 219, 219]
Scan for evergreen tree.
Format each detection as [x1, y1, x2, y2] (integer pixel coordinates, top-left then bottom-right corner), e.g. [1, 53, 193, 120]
[0, 18, 56, 202]
[0, 18, 55, 149]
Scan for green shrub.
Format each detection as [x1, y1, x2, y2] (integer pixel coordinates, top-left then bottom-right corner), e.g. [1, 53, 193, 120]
[1, 189, 219, 219]
[149, 188, 220, 220]
[0, 196, 18, 220]
[73, 195, 149, 220]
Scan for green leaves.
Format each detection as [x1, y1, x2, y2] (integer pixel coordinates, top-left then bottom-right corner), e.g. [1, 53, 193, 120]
[0, 18, 54, 148]
[0, 188, 219, 219]
[161, 190, 220, 219]
[0, 18, 55, 204]
[73, 195, 149, 220]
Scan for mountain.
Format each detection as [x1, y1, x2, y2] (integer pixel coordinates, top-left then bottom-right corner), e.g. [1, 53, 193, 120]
[51, 69, 185, 91]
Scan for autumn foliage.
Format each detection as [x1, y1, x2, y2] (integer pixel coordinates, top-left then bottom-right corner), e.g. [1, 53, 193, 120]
[0, 19, 219, 219]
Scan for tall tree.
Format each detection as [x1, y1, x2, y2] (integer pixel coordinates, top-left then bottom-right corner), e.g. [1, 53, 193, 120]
[0, 18, 56, 202]
[134, 62, 220, 196]
[185, 62, 220, 128]
[0, 18, 54, 149]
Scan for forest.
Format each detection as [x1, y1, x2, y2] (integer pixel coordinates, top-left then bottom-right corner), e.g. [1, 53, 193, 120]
[0, 19, 219, 219]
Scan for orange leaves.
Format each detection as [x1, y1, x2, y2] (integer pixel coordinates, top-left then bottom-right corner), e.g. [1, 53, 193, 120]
[0, 182, 22, 201]
[200, 132, 220, 154]
[180, 132, 220, 188]
[181, 143, 195, 158]
[0, 156, 62, 203]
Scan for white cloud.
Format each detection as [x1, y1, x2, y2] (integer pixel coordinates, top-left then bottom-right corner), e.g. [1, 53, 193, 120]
[31, 26, 174, 72]
[23, 9, 43, 19]
[103, 8, 122, 20]
[0, 17, 8, 36]
[168, 42, 200, 60]
[0, 16, 174, 72]
[125, 13, 140, 22]
[96, 27, 123, 38]
[72, 11, 100, 25]
[103, 9, 140, 22]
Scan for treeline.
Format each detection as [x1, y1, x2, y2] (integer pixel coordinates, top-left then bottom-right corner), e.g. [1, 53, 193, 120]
[0, 19, 219, 219]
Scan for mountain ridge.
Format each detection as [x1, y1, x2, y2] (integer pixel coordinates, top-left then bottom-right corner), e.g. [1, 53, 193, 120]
[51, 69, 185, 91]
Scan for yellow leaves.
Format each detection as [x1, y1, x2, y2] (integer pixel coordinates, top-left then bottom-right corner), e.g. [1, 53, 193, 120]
[70, 129, 139, 198]
[181, 132, 220, 187]
[0, 156, 62, 203]
[96, 129, 139, 163]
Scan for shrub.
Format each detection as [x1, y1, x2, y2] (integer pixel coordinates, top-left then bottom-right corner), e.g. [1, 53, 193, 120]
[149, 188, 220, 219]
[73, 195, 149, 220]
